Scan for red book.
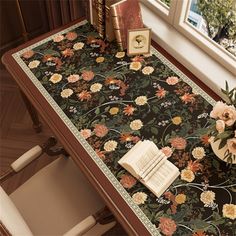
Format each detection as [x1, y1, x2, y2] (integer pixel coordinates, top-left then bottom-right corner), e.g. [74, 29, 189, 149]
[110, 0, 143, 50]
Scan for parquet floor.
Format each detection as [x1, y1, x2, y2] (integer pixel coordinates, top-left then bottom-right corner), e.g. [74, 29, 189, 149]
[0, 69, 55, 194]
[0, 69, 127, 235]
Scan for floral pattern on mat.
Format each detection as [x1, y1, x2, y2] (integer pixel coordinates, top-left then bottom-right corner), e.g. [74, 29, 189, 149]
[20, 23, 236, 236]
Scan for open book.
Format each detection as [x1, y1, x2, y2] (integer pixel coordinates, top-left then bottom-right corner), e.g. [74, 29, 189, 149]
[118, 140, 180, 197]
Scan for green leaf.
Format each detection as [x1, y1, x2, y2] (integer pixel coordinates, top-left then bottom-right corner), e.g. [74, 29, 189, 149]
[216, 130, 233, 140]
[95, 107, 100, 115]
[43, 49, 60, 57]
[219, 138, 227, 149]
[152, 106, 159, 114]
[212, 159, 220, 169]
[151, 127, 159, 135]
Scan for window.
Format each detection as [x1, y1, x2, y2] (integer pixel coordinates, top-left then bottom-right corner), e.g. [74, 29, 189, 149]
[141, 0, 236, 75]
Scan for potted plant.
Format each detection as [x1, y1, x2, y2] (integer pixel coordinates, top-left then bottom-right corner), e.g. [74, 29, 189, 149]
[208, 82, 236, 164]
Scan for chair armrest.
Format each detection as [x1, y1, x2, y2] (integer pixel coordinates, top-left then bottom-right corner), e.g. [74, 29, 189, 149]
[0, 137, 66, 183]
[11, 145, 42, 172]
[63, 215, 96, 236]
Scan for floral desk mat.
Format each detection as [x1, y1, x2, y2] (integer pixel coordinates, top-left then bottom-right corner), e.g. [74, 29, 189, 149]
[14, 20, 235, 236]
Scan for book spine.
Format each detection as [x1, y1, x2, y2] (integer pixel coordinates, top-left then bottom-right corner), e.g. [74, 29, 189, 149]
[97, 0, 106, 39]
[110, 5, 124, 51]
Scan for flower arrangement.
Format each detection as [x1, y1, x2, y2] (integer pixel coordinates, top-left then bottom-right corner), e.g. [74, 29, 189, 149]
[209, 82, 236, 164]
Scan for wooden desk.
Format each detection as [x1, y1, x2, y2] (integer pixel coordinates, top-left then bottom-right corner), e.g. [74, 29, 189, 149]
[2, 18, 235, 236]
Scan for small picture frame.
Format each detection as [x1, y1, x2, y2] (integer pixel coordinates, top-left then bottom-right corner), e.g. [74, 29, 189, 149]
[127, 28, 151, 56]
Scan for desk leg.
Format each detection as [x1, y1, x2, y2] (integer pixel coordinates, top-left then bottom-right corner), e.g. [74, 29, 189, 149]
[20, 91, 42, 133]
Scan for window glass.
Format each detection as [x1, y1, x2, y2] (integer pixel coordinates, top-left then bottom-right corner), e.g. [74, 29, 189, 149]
[159, 0, 171, 8]
[187, 0, 236, 57]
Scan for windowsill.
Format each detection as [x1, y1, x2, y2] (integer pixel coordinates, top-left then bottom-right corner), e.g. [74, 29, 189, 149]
[140, 3, 236, 99]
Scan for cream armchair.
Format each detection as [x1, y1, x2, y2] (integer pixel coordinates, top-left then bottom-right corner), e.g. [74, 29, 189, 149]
[0, 138, 116, 235]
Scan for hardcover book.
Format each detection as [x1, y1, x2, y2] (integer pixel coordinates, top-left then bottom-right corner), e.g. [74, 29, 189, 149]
[118, 140, 180, 198]
[90, 0, 106, 39]
[105, 0, 121, 41]
[110, 0, 143, 50]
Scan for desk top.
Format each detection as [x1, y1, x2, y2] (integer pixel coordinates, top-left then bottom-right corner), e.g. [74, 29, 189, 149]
[3, 19, 236, 236]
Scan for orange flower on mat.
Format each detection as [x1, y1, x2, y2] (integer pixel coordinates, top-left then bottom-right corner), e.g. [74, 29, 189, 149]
[200, 134, 210, 146]
[66, 31, 77, 41]
[156, 87, 167, 98]
[81, 70, 95, 81]
[187, 160, 203, 173]
[120, 133, 133, 142]
[170, 137, 187, 150]
[94, 124, 109, 137]
[159, 217, 177, 236]
[62, 48, 74, 57]
[180, 93, 195, 104]
[95, 149, 106, 160]
[131, 55, 144, 62]
[105, 77, 116, 85]
[123, 105, 135, 116]
[192, 230, 207, 236]
[120, 174, 137, 188]
[77, 90, 91, 101]
[22, 50, 34, 59]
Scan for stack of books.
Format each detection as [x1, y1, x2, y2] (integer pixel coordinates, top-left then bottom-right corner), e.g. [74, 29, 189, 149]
[90, 0, 143, 50]
[118, 140, 180, 198]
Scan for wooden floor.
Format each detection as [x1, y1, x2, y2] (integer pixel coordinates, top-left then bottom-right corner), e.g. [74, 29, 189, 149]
[0, 69, 55, 194]
[0, 69, 127, 235]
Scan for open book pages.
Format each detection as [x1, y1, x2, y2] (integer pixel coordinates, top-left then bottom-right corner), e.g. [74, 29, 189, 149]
[118, 140, 180, 198]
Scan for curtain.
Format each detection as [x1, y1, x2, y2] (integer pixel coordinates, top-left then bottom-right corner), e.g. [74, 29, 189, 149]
[45, 0, 88, 30]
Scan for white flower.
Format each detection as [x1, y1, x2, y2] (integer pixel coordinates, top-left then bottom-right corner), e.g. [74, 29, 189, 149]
[115, 52, 125, 58]
[80, 129, 92, 139]
[222, 204, 236, 220]
[135, 96, 148, 106]
[49, 73, 62, 84]
[200, 191, 215, 205]
[73, 42, 84, 50]
[130, 119, 143, 130]
[192, 147, 205, 159]
[28, 60, 40, 69]
[104, 140, 118, 152]
[129, 62, 142, 71]
[132, 192, 147, 205]
[53, 35, 64, 42]
[90, 83, 102, 93]
[67, 74, 80, 83]
[180, 169, 195, 182]
[61, 88, 73, 98]
[142, 66, 154, 75]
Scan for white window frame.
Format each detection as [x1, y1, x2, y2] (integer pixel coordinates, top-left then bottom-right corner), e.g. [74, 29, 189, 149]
[141, 0, 236, 75]
[173, 0, 236, 75]
[140, 0, 177, 24]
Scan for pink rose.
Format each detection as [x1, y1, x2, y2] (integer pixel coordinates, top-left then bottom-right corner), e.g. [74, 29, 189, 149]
[80, 129, 92, 139]
[170, 137, 187, 150]
[219, 105, 236, 126]
[94, 124, 109, 137]
[159, 217, 177, 236]
[227, 138, 236, 155]
[120, 174, 137, 188]
[166, 76, 179, 85]
[67, 74, 80, 83]
[82, 70, 95, 81]
[210, 101, 227, 119]
[22, 50, 34, 59]
[66, 32, 77, 41]
[215, 120, 225, 133]
[161, 146, 173, 158]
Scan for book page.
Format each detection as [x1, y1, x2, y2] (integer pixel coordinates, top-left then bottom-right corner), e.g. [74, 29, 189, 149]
[143, 161, 180, 197]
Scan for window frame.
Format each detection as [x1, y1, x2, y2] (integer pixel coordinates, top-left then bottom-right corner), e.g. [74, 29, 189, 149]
[141, 0, 236, 75]
[140, 0, 177, 24]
